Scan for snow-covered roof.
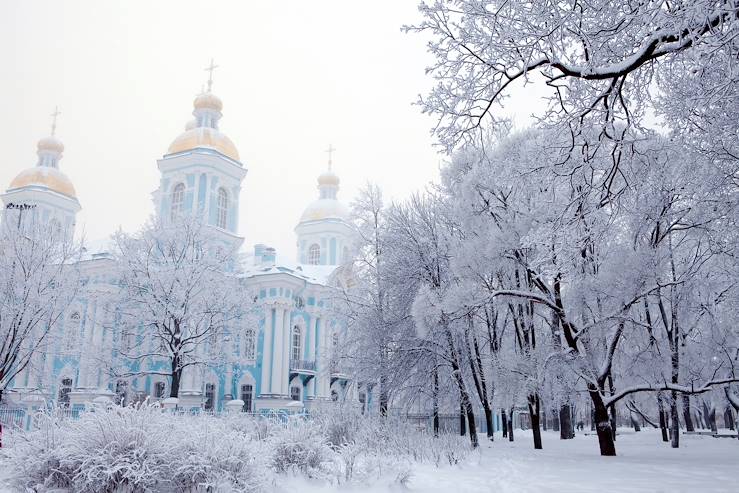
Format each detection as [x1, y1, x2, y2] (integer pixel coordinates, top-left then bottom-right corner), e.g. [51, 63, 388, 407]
[79, 236, 115, 262]
[240, 249, 337, 286]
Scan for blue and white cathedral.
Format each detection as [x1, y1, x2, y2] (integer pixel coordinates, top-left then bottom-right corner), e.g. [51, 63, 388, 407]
[1, 77, 364, 415]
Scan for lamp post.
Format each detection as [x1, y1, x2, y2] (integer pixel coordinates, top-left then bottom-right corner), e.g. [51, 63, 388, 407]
[5, 202, 37, 229]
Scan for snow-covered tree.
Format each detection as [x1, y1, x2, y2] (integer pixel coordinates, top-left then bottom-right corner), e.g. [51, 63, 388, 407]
[408, 0, 739, 154]
[0, 213, 81, 403]
[111, 217, 249, 398]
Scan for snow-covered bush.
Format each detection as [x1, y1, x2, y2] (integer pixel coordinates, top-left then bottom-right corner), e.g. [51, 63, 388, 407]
[269, 417, 332, 478]
[1, 404, 268, 492]
[1, 404, 472, 491]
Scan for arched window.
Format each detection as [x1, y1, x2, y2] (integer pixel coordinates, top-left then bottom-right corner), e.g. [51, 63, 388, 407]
[291, 325, 302, 362]
[154, 381, 166, 399]
[204, 383, 216, 411]
[171, 183, 185, 220]
[359, 391, 367, 414]
[217, 187, 228, 229]
[307, 244, 320, 265]
[243, 328, 256, 359]
[241, 384, 254, 412]
[58, 377, 73, 407]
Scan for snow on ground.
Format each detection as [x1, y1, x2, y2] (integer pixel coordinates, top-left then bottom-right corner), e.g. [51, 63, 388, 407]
[281, 429, 738, 493]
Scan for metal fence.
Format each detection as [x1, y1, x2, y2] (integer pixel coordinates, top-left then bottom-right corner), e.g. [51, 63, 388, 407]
[0, 407, 27, 430]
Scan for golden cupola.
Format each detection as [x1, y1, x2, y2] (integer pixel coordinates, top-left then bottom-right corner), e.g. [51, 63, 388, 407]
[298, 150, 349, 223]
[7, 131, 77, 199]
[166, 88, 239, 162]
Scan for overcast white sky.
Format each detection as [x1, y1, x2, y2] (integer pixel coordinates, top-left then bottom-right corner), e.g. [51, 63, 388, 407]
[1, 1, 544, 259]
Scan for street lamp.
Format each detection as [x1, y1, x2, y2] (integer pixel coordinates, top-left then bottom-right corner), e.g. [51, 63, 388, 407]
[5, 202, 37, 229]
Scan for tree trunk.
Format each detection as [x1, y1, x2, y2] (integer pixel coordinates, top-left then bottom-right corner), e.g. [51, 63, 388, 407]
[658, 395, 669, 442]
[432, 366, 440, 437]
[607, 375, 617, 441]
[630, 411, 641, 432]
[483, 406, 494, 440]
[589, 388, 616, 456]
[528, 393, 543, 449]
[508, 407, 514, 442]
[670, 390, 680, 448]
[170, 356, 182, 398]
[542, 408, 548, 431]
[709, 405, 718, 434]
[459, 400, 467, 436]
[560, 403, 575, 439]
[682, 394, 695, 432]
[724, 406, 735, 431]
[590, 404, 596, 431]
[444, 318, 478, 448]
[502, 408, 508, 438]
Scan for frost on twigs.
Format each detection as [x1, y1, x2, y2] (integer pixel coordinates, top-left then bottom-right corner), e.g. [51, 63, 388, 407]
[0, 405, 472, 491]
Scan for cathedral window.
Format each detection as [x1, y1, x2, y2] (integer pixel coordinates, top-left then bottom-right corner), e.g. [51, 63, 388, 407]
[58, 377, 73, 407]
[291, 325, 302, 361]
[171, 183, 185, 220]
[154, 381, 166, 399]
[217, 187, 228, 229]
[204, 383, 216, 411]
[241, 384, 254, 412]
[243, 328, 256, 359]
[307, 244, 320, 265]
[65, 312, 81, 352]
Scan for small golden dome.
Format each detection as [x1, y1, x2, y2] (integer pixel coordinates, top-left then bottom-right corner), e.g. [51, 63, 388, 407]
[193, 92, 223, 112]
[167, 126, 240, 161]
[318, 170, 340, 187]
[9, 166, 77, 199]
[37, 136, 64, 153]
[299, 198, 350, 223]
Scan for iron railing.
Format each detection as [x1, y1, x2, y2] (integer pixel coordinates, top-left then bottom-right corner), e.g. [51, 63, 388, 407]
[289, 359, 316, 371]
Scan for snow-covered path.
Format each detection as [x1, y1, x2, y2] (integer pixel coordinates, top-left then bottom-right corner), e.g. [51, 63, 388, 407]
[284, 429, 738, 493]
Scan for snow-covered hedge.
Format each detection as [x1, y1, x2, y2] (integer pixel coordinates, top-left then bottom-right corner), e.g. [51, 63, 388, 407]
[2, 404, 268, 492]
[1, 404, 472, 491]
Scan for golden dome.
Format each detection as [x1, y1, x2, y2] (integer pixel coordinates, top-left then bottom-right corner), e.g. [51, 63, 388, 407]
[193, 92, 223, 112]
[37, 136, 64, 153]
[9, 166, 77, 199]
[318, 170, 339, 186]
[299, 198, 350, 223]
[167, 126, 240, 161]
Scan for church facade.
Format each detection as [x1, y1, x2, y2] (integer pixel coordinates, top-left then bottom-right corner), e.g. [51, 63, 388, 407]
[1, 83, 362, 415]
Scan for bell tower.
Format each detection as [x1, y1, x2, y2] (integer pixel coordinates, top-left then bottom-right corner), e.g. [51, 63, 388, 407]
[154, 61, 247, 247]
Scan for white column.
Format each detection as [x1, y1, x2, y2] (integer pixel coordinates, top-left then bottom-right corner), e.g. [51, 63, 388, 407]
[316, 317, 330, 399]
[260, 306, 273, 395]
[306, 315, 317, 399]
[281, 310, 291, 396]
[91, 316, 105, 388]
[78, 304, 96, 388]
[224, 364, 234, 400]
[271, 306, 285, 395]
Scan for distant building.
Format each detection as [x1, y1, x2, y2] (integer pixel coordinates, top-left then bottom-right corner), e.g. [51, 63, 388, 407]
[2, 82, 361, 414]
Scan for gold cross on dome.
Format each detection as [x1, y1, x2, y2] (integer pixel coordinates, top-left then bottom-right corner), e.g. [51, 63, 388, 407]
[204, 58, 219, 92]
[325, 144, 336, 171]
[50, 106, 61, 136]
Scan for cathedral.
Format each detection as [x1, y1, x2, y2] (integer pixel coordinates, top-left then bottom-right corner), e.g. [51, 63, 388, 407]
[1, 73, 363, 416]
